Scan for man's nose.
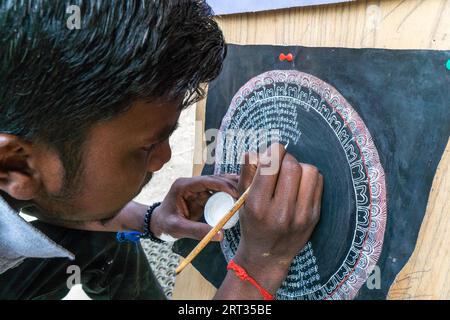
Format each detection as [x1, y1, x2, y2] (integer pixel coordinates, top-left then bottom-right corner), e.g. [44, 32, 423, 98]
[147, 139, 172, 173]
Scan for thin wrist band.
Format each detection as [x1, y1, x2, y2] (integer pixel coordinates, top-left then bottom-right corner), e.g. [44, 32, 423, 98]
[227, 259, 275, 300]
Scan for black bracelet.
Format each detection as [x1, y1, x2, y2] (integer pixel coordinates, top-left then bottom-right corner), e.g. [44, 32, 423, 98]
[141, 202, 165, 244]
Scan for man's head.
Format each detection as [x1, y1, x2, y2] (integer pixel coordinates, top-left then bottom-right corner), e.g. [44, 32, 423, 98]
[0, 0, 226, 221]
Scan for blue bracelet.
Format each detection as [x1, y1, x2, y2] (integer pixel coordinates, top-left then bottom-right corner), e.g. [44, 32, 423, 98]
[116, 202, 165, 244]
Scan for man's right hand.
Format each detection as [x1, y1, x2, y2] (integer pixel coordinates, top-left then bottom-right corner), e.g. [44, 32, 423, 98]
[215, 143, 323, 299]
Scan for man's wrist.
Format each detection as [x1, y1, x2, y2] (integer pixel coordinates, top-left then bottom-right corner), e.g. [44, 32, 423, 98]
[142, 202, 165, 243]
[233, 248, 290, 295]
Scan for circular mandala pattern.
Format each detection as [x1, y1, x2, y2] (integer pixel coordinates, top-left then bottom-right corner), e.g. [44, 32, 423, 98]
[214, 70, 387, 300]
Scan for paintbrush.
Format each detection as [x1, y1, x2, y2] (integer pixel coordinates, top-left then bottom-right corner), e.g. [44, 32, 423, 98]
[175, 184, 252, 274]
[175, 141, 290, 274]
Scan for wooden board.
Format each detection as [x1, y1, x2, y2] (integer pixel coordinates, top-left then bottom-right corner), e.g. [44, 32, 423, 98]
[387, 141, 450, 299]
[173, 0, 450, 300]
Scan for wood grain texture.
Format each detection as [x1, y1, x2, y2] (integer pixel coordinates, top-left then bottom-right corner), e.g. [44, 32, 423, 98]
[388, 140, 450, 300]
[173, 0, 450, 300]
[172, 262, 217, 300]
[215, 0, 450, 49]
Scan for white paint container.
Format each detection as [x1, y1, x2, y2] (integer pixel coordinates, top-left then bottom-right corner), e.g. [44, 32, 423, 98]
[204, 192, 240, 230]
[158, 233, 178, 243]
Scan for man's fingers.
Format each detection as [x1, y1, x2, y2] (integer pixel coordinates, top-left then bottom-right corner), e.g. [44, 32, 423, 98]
[295, 164, 320, 225]
[238, 152, 258, 194]
[217, 174, 239, 184]
[173, 218, 223, 242]
[186, 175, 239, 199]
[210, 175, 239, 196]
[312, 174, 324, 221]
[251, 143, 286, 199]
[274, 153, 302, 214]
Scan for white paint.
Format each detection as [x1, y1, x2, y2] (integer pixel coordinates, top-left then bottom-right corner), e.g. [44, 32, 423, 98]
[204, 192, 240, 230]
[158, 233, 178, 242]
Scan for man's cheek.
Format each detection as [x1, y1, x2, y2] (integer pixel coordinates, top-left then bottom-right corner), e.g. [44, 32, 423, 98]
[118, 163, 149, 197]
[35, 147, 66, 195]
[126, 151, 154, 183]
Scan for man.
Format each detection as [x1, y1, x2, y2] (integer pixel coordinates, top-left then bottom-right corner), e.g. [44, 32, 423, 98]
[0, 0, 323, 300]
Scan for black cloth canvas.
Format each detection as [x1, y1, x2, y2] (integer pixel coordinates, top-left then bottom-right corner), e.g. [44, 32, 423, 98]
[173, 44, 450, 299]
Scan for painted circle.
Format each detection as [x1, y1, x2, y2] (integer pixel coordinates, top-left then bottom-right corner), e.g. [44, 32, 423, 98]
[214, 70, 387, 300]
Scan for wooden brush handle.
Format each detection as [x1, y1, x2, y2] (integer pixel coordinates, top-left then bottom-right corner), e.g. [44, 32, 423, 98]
[175, 186, 251, 274]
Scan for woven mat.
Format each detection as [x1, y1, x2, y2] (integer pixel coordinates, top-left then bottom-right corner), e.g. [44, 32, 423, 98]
[141, 239, 180, 298]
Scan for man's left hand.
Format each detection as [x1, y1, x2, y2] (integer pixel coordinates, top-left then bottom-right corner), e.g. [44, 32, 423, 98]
[150, 175, 239, 241]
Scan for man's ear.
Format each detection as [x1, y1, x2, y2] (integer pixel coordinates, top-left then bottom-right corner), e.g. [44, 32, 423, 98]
[0, 134, 40, 201]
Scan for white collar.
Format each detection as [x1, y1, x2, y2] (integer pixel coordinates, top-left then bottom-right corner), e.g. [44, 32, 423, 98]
[0, 197, 74, 273]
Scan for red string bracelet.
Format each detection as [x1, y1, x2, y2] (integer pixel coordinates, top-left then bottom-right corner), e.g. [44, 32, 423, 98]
[227, 259, 274, 300]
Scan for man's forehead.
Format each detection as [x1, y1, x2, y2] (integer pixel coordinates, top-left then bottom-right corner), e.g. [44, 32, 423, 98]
[139, 100, 181, 135]
[91, 99, 181, 144]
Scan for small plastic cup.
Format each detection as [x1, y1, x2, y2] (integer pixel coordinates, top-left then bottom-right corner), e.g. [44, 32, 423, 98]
[204, 192, 240, 230]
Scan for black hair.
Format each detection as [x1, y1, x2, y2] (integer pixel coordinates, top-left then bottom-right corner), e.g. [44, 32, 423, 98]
[0, 0, 226, 186]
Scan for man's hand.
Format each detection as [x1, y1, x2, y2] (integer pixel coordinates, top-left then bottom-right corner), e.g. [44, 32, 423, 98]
[215, 143, 323, 299]
[150, 175, 239, 241]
